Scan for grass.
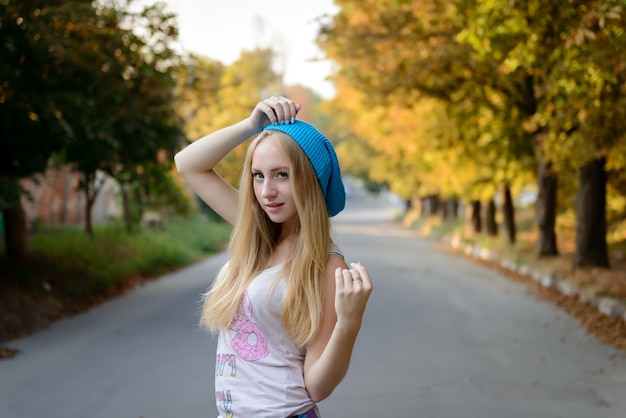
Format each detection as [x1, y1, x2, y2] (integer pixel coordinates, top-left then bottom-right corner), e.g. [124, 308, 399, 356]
[0, 214, 232, 301]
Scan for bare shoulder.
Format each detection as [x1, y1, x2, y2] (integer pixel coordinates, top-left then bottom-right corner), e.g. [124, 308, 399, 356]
[327, 251, 348, 274]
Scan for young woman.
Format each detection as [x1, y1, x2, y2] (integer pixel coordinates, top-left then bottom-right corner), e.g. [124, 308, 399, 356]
[174, 96, 372, 418]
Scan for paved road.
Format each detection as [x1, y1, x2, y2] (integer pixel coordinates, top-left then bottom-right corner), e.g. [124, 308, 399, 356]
[1, 190, 625, 418]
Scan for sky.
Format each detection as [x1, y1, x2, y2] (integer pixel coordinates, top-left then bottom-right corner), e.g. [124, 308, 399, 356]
[136, 0, 339, 98]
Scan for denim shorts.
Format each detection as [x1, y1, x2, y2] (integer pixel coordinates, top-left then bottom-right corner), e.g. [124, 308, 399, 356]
[289, 407, 320, 418]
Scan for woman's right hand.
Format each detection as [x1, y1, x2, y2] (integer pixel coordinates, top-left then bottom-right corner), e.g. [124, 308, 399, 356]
[249, 96, 301, 133]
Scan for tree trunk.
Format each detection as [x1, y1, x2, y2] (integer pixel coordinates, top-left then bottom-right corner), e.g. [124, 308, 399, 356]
[485, 198, 498, 236]
[441, 200, 450, 221]
[2, 204, 30, 260]
[502, 183, 516, 245]
[431, 195, 440, 215]
[574, 157, 610, 268]
[121, 185, 133, 233]
[61, 167, 72, 223]
[84, 190, 94, 238]
[451, 199, 459, 218]
[83, 176, 96, 238]
[536, 160, 558, 256]
[81, 172, 106, 238]
[411, 193, 423, 218]
[441, 199, 458, 221]
[470, 200, 482, 233]
[422, 194, 440, 216]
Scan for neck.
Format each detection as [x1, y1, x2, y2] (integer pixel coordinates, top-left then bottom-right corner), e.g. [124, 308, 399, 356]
[269, 237, 291, 267]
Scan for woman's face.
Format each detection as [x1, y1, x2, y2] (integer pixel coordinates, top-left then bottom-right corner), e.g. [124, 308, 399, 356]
[251, 139, 298, 229]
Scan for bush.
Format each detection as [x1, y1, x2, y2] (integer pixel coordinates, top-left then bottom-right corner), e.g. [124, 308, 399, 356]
[0, 215, 231, 300]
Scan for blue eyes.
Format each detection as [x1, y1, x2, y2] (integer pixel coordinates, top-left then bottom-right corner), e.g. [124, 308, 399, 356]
[252, 172, 288, 180]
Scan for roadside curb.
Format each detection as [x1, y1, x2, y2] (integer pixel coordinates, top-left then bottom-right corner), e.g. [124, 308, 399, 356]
[446, 237, 626, 324]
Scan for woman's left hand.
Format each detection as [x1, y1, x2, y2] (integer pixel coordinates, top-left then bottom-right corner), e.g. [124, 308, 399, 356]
[303, 261, 373, 401]
[334, 262, 373, 328]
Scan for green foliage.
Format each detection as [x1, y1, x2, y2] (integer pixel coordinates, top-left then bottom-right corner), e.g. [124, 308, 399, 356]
[177, 55, 225, 140]
[141, 164, 194, 214]
[320, 0, 538, 202]
[0, 178, 22, 211]
[0, 0, 187, 251]
[0, 1, 90, 186]
[319, 0, 626, 266]
[55, 1, 186, 233]
[0, 215, 231, 298]
[183, 47, 283, 187]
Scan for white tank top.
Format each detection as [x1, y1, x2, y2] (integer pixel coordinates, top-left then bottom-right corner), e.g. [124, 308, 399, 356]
[214, 244, 343, 418]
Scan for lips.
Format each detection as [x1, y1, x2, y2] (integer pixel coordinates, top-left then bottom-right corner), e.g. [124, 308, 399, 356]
[265, 203, 284, 212]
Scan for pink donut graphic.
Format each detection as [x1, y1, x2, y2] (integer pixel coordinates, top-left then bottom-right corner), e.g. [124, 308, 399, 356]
[230, 291, 269, 361]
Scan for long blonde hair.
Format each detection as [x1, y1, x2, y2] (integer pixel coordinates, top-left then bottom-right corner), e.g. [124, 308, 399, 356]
[200, 130, 332, 346]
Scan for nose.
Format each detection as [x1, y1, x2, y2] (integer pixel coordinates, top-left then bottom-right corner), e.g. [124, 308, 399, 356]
[261, 179, 276, 198]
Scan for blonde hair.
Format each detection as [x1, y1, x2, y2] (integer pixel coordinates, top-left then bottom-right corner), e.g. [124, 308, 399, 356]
[200, 130, 332, 346]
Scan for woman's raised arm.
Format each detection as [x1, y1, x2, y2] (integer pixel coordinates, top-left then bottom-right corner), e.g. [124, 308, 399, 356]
[174, 120, 255, 225]
[173, 97, 300, 225]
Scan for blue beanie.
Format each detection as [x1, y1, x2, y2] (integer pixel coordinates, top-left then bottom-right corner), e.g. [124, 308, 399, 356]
[263, 121, 345, 217]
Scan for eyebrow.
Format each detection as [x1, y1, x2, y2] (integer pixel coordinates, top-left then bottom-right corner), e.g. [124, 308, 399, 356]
[251, 166, 290, 172]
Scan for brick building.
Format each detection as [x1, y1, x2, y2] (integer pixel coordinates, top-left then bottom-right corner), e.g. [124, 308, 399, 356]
[19, 166, 121, 229]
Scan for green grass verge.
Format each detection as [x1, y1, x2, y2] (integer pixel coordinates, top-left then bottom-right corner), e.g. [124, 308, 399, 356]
[0, 215, 232, 300]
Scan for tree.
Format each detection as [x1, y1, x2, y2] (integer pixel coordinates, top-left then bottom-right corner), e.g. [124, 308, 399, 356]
[177, 55, 224, 140]
[459, 0, 626, 266]
[318, 0, 535, 244]
[0, 0, 186, 258]
[106, 2, 186, 232]
[320, 0, 626, 265]
[199, 48, 282, 186]
[0, 0, 94, 259]
[539, 2, 626, 267]
[48, 1, 184, 236]
[434, 0, 569, 253]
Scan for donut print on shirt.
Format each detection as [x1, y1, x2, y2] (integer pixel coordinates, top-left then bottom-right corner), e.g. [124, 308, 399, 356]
[229, 291, 269, 361]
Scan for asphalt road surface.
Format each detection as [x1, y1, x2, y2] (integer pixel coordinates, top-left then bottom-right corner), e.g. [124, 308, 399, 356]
[1, 189, 625, 418]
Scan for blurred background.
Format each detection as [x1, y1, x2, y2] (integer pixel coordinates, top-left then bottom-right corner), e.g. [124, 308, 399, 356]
[1, 0, 626, 353]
